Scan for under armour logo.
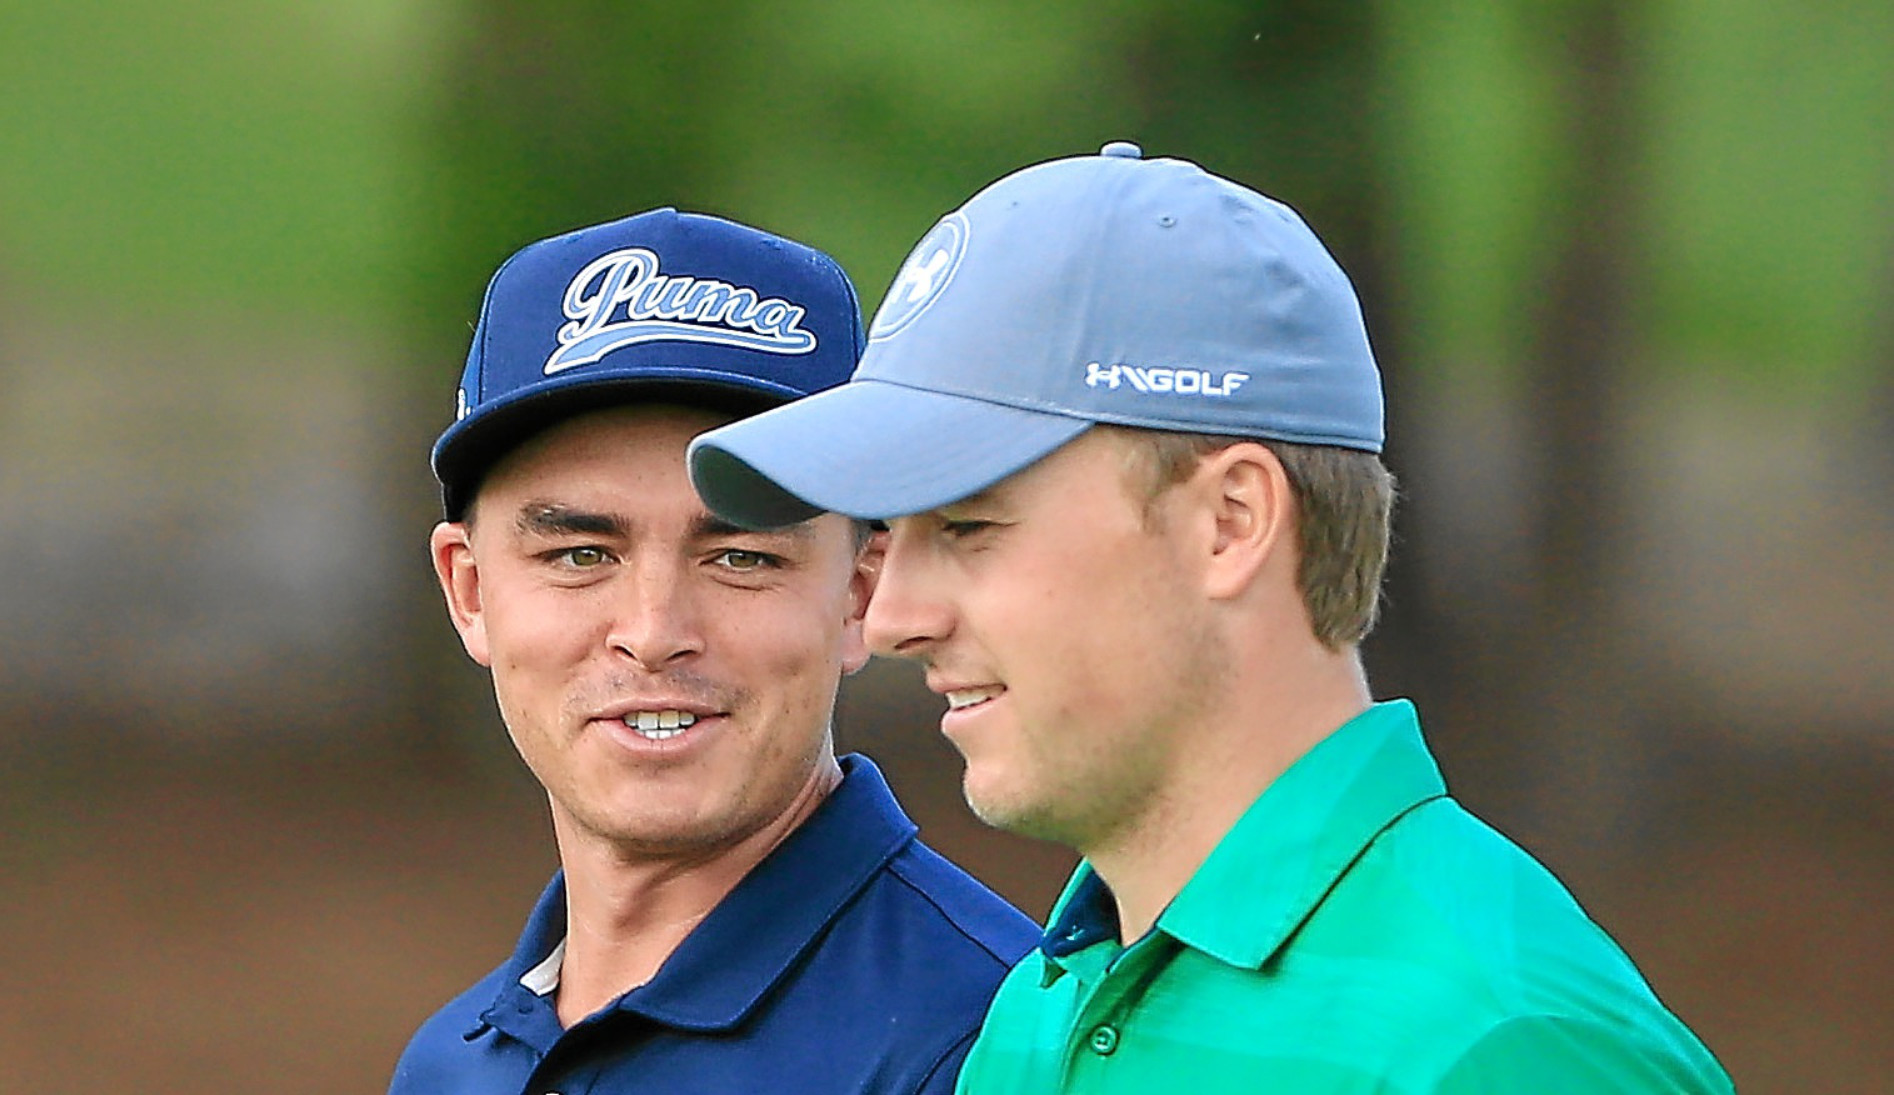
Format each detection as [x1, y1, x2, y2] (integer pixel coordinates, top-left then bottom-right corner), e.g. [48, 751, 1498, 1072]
[1085, 361, 1122, 389]
[896, 248, 951, 304]
[870, 212, 970, 341]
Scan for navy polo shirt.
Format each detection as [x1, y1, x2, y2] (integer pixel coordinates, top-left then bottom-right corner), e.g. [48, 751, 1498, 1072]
[388, 754, 1038, 1095]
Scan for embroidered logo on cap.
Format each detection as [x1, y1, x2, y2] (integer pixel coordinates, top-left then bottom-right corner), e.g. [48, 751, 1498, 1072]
[545, 248, 817, 375]
[870, 213, 969, 342]
[1084, 361, 1250, 398]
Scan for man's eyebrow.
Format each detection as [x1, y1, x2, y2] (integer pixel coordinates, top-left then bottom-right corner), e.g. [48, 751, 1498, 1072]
[515, 503, 628, 538]
[938, 486, 998, 513]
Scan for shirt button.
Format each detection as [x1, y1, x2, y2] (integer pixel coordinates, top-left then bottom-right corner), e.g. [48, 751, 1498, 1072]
[1088, 1024, 1120, 1056]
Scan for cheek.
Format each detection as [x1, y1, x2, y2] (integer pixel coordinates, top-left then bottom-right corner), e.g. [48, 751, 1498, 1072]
[482, 586, 606, 683]
[719, 593, 852, 694]
[1024, 554, 1180, 709]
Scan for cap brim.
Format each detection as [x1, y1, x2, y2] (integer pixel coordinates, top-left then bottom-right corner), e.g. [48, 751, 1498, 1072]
[688, 379, 1092, 528]
[434, 369, 795, 520]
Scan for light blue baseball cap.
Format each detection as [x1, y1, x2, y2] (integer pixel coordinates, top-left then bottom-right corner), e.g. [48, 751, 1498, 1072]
[688, 142, 1384, 528]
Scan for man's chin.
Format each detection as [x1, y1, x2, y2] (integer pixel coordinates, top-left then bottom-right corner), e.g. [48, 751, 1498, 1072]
[963, 776, 1061, 843]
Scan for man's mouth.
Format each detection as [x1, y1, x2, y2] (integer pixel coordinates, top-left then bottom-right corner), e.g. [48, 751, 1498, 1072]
[622, 710, 699, 740]
[945, 686, 1004, 712]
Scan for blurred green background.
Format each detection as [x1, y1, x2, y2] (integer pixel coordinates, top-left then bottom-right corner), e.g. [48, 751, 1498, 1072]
[2, 1, 1888, 1091]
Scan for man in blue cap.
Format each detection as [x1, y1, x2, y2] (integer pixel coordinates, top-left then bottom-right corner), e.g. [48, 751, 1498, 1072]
[388, 208, 1036, 1094]
[688, 145, 1735, 1092]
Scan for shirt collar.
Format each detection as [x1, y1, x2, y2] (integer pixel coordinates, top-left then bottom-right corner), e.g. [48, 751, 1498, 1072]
[475, 869, 571, 1049]
[474, 753, 919, 1037]
[1041, 700, 1447, 977]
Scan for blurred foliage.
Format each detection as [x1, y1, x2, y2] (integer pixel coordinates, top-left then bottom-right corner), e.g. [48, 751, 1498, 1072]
[406, 1, 1376, 346]
[1641, 0, 1894, 385]
[2, 0, 1889, 392]
[0, 0, 445, 326]
[1380, 0, 1894, 393]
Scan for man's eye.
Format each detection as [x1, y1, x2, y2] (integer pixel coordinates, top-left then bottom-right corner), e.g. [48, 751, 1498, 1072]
[714, 549, 783, 573]
[941, 519, 996, 538]
[558, 547, 610, 568]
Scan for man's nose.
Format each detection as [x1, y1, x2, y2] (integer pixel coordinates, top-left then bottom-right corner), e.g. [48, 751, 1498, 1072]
[862, 526, 952, 660]
[605, 559, 705, 670]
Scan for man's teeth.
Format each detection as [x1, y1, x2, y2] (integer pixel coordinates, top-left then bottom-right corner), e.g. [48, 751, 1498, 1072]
[624, 710, 699, 739]
[946, 687, 1002, 711]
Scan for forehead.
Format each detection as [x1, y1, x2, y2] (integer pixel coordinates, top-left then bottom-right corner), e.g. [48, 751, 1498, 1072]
[937, 427, 1141, 512]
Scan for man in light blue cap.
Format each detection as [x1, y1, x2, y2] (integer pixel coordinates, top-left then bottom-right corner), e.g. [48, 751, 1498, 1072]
[688, 144, 1734, 1092]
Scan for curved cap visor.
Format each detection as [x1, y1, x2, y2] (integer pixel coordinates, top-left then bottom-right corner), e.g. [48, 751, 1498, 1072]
[432, 364, 796, 520]
[689, 378, 1092, 529]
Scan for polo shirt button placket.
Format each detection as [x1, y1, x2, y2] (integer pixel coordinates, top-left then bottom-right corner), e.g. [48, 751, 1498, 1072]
[1087, 1024, 1120, 1056]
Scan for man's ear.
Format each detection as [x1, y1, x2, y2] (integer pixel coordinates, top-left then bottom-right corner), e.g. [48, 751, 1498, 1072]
[430, 521, 492, 667]
[839, 526, 886, 676]
[1196, 442, 1295, 601]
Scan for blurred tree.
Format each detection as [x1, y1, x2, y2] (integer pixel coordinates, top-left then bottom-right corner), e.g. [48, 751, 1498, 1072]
[1512, 0, 1650, 842]
[1369, 0, 1649, 845]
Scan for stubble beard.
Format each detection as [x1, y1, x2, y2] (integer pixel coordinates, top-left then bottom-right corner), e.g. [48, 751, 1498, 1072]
[960, 612, 1229, 859]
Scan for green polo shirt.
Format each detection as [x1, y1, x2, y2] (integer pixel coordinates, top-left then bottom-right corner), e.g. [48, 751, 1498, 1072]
[956, 700, 1733, 1093]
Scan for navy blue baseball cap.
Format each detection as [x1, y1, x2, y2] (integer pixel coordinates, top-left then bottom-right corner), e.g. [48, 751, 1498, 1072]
[688, 142, 1384, 529]
[432, 207, 864, 519]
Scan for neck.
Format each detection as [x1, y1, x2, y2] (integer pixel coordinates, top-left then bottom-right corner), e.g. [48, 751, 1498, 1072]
[1086, 642, 1370, 943]
[548, 755, 842, 1025]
